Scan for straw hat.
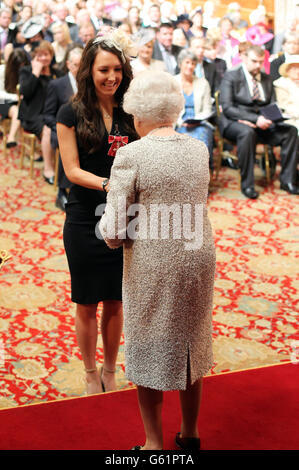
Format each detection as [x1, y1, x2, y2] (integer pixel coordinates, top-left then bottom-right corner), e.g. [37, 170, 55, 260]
[279, 55, 299, 77]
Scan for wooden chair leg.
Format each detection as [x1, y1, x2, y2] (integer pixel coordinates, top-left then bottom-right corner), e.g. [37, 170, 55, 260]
[29, 136, 36, 178]
[215, 138, 224, 179]
[264, 145, 271, 184]
[3, 119, 9, 157]
[20, 130, 25, 169]
[54, 148, 59, 189]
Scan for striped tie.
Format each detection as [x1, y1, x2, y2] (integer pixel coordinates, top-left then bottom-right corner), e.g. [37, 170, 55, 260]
[252, 77, 261, 101]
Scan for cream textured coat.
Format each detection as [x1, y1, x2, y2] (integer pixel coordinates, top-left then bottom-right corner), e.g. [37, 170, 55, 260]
[274, 77, 299, 133]
[174, 74, 212, 127]
[100, 133, 216, 390]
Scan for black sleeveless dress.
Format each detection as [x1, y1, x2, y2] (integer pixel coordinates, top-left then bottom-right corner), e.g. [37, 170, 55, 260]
[57, 102, 137, 304]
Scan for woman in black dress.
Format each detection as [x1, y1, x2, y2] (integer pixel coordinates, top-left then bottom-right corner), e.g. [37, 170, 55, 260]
[56, 30, 138, 395]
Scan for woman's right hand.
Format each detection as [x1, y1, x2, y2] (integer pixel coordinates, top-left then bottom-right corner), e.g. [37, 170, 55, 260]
[31, 56, 44, 77]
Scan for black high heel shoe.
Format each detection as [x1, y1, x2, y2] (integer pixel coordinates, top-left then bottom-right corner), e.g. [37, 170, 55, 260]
[43, 174, 54, 185]
[175, 432, 201, 451]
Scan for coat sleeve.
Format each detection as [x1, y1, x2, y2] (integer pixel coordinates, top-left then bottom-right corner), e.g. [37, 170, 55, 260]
[19, 66, 40, 101]
[43, 80, 59, 131]
[220, 71, 259, 123]
[99, 146, 138, 249]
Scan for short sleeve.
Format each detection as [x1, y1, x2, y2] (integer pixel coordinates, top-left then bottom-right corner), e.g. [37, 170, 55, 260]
[56, 102, 77, 128]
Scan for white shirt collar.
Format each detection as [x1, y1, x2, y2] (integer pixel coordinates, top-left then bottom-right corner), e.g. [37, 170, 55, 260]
[68, 71, 77, 94]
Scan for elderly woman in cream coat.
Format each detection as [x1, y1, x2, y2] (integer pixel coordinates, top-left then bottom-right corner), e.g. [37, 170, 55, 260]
[274, 56, 299, 134]
[175, 49, 214, 168]
[100, 70, 215, 451]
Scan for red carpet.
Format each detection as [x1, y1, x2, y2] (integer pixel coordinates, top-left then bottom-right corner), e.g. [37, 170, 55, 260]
[0, 362, 298, 450]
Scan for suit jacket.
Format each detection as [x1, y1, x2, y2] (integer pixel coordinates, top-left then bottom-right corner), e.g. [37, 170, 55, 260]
[202, 60, 218, 96]
[270, 53, 285, 81]
[43, 73, 75, 148]
[152, 41, 182, 75]
[219, 66, 276, 135]
[18, 65, 57, 123]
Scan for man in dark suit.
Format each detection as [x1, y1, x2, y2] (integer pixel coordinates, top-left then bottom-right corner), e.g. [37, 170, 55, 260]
[219, 44, 299, 198]
[44, 46, 83, 210]
[270, 32, 299, 81]
[151, 22, 182, 75]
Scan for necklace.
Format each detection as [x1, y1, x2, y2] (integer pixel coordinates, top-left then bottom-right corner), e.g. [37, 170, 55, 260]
[148, 126, 174, 136]
[101, 107, 113, 120]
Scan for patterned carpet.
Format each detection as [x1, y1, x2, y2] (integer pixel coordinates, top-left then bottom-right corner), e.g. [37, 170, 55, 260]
[0, 145, 298, 408]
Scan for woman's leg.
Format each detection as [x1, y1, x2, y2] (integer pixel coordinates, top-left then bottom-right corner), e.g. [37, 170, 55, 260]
[75, 302, 102, 394]
[41, 125, 55, 177]
[178, 353, 203, 439]
[100, 300, 123, 391]
[136, 386, 164, 450]
[7, 105, 20, 143]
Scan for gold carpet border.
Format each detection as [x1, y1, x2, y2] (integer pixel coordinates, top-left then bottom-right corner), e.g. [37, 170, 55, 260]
[0, 361, 294, 412]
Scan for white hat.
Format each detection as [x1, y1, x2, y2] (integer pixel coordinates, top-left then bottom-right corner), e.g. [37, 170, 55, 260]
[279, 55, 299, 77]
[132, 28, 156, 47]
[21, 15, 45, 39]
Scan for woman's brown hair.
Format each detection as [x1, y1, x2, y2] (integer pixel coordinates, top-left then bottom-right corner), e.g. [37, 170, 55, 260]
[72, 38, 138, 154]
[4, 48, 30, 93]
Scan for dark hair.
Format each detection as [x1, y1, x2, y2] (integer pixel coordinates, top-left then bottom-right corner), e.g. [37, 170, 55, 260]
[72, 38, 137, 154]
[5, 48, 30, 93]
[157, 22, 174, 32]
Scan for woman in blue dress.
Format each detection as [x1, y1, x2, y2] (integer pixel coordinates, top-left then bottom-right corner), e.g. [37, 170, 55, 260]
[175, 49, 214, 169]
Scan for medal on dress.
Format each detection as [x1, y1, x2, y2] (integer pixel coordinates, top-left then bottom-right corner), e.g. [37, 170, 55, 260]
[108, 124, 128, 157]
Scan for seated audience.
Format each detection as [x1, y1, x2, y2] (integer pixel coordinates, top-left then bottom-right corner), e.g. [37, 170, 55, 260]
[44, 46, 83, 210]
[152, 22, 182, 75]
[118, 20, 132, 36]
[89, 0, 112, 32]
[0, 48, 30, 147]
[203, 37, 227, 82]
[172, 27, 189, 48]
[245, 22, 274, 74]
[0, 7, 12, 60]
[175, 49, 214, 169]
[227, 2, 248, 41]
[18, 40, 60, 184]
[219, 44, 299, 198]
[142, 4, 161, 29]
[190, 37, 219, 96]
[175, 14, 193, 39]
[131, 29, 166, 76]
[274, 56, 299, 134]
[270, 33, 299, 81]
[127, 6, 142, 34]
[51, 22, 73, 65]
[272, 16, 299, 55]
[189, 7, 207, 39]
[202, 1, 220, 29]
[217, 16, 240, 68]
[50, 2, 78, 42]
[77, 22, 95, 47]
[6, 5, 33, 48]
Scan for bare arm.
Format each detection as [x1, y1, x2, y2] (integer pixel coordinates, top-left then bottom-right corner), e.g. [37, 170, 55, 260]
[56, 123, 107, 191]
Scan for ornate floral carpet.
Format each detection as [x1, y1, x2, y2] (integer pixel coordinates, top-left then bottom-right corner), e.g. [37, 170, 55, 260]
[0, 146, 298, 409]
